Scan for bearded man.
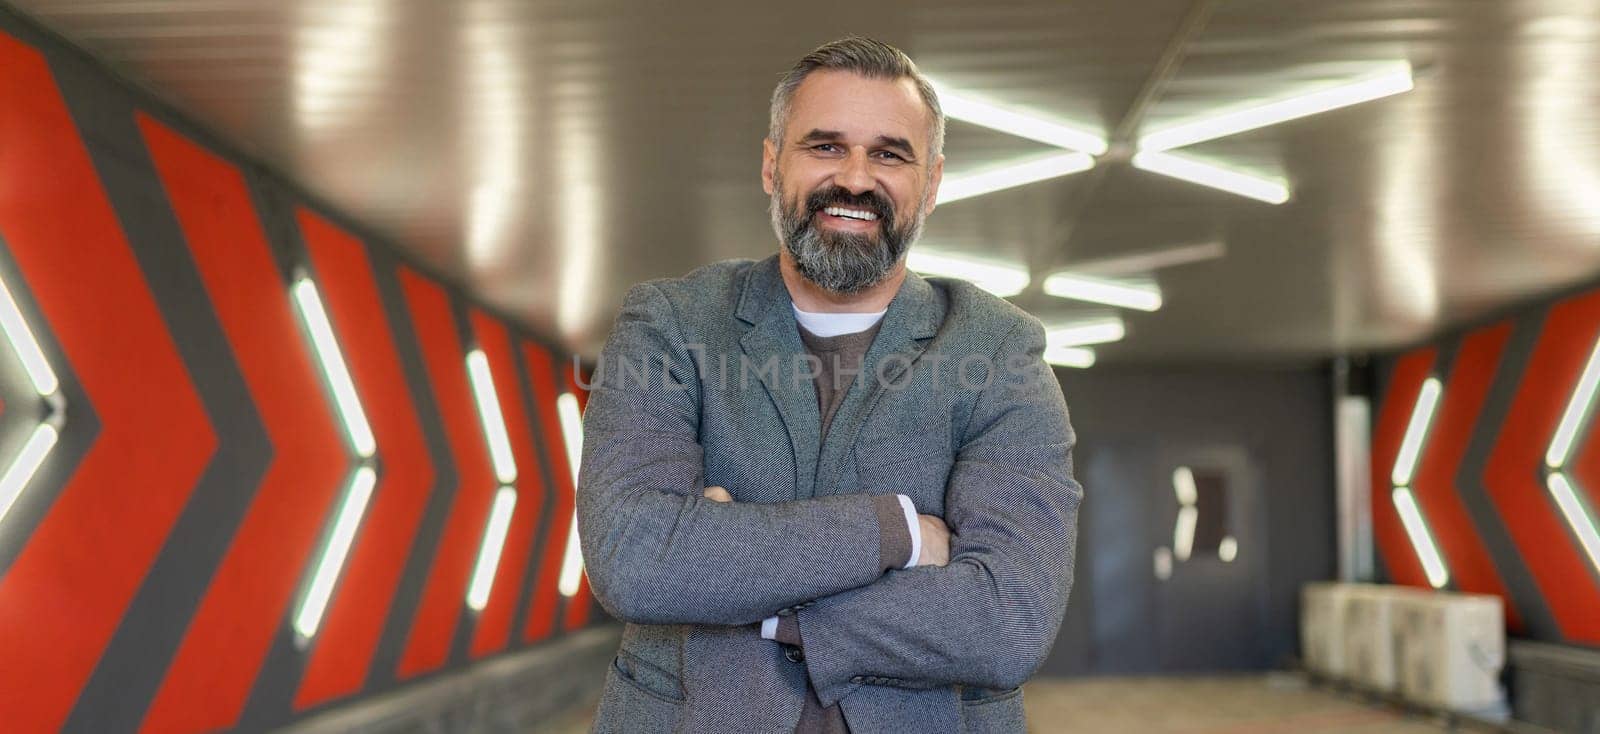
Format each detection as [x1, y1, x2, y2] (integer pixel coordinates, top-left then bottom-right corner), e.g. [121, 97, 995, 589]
[577, 36, 1081, 733]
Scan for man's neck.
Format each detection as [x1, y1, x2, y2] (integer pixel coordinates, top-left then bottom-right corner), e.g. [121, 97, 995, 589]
[778, 248, 906, 314]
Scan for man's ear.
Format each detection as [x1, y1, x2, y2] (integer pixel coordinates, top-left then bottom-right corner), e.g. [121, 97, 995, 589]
[923, 153, 945, 216]
[762, 138, 777, 195]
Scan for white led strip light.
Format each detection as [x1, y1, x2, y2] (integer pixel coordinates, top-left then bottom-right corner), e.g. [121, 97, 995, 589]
[556, 392, 586, 597]
[294, 466, 377, 639]
[468, 486, 518, 611]
[291, 275, 380, 643]
[1389, 376, 1450, 589]
[1543, 334, 1600, 577]
[0, 270, 63, 531]
[465, 348, 521, 611]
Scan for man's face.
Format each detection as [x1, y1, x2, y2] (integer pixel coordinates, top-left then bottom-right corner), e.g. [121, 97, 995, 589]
[763, 70, 944, 294]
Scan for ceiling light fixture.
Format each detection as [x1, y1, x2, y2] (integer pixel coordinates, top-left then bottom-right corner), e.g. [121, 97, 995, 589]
[1041, 273, 1162, 312]
[907, 251, 1029, 297]
[1042, 345, 1096, 369]
[931, 82, 1108, 155]
[1045, 317, 1126, 347]
[1132, 151, 1291, 205]
[1139, 63, 1415, 152]
[937, 152, 1095, 205]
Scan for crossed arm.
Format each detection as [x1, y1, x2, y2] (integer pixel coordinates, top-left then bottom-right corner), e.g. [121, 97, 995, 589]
[577, 284, 1081, 697]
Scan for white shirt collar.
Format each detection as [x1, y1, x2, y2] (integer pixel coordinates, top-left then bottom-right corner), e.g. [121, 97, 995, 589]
[791, 304, 887, 338]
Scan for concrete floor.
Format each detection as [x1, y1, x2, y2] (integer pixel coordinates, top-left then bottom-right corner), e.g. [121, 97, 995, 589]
[544, 673, 1452, 733]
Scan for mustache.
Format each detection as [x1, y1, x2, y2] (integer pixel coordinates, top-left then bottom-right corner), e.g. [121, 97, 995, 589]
[805, 186, 893, 221]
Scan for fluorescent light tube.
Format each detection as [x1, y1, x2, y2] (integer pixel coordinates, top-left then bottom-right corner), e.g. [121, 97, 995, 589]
[1547, 336, 1600, 468]
[1172, 466, 1197, 507]
[293, 278, 377, 458]
[1046, 318, 1126, 347]
[1132, 151, 1290, 204]
[1219, 536, 1238, 563]
[466, 349, 517, 484]
[937, 152, 1095, 204]
[467, 486, 518, 611]
[1392, 487, 1450, 588]
[1065, 241, 1227, 278]
[1392, 377, 1442, 487]
[932, 83, 1108, 155]
[0, 423, 58, 527]
[1174, 506, 1198, 562]
[0, 274, 58, 396]
[907, 251, 1029, 298]
[294, 466, 377, 640]
[1042, 345, 1095, 369]
[556, 393, 585, 597]
[1041, 273, 1162, 312]
[1139, 63, 1414, 151]
[1545, 472, 1600, 577]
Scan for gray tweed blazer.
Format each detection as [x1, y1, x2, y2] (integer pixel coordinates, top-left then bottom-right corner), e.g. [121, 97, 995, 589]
[578, 255, 1081, 733]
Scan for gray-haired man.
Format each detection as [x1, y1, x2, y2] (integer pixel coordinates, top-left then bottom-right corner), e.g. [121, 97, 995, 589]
[578, 36, 1081, 733]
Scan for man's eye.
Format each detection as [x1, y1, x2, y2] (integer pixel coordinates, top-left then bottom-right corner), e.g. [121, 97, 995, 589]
[812, 144, 841, 153]
[875, 151, 907, 162]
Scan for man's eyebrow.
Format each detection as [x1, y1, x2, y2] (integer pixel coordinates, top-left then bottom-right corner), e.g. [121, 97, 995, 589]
[797, 129, 844, 144]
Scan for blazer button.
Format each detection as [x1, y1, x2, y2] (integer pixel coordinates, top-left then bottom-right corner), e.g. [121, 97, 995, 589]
[784, 646, 804, 663]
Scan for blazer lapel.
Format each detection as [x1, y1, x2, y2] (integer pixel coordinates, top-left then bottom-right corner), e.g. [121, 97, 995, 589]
[813, 271, 943, 497]
[736, 256, 821, 500]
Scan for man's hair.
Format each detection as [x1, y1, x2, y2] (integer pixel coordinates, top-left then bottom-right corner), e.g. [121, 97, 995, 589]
[769, 36, 945, 162]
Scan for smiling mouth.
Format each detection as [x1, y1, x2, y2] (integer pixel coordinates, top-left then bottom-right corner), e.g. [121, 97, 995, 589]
[817, 206, 881, 223]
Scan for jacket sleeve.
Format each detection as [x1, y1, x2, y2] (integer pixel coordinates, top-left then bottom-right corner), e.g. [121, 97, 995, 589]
[792, 319, 1082, 703]
[577, 282, 902, 626]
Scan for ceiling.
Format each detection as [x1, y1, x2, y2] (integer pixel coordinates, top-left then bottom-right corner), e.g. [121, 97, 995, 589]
[8, 0, 1600, 364]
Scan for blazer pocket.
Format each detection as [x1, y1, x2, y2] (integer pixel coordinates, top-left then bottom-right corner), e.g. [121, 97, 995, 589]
[959, 686, 1025, 734]
[593, 655, 685, 734]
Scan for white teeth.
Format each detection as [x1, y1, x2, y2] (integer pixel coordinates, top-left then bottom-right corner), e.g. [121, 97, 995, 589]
[823, 206, 879, 221]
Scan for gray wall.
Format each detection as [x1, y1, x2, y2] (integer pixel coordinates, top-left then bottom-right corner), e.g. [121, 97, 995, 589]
[1042, 365, 1337, 676]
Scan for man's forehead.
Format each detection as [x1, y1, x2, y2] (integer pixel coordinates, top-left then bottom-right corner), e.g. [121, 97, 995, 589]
[785, 70, 929, 147]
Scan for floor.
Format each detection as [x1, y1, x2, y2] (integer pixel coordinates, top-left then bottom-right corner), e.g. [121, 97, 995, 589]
[544, 673, 1454, 733]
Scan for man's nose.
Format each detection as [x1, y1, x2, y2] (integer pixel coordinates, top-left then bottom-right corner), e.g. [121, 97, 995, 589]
[832, 146, 876, 195]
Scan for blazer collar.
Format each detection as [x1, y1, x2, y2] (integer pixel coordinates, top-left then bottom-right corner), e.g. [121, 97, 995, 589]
[735, 253, 942, 341]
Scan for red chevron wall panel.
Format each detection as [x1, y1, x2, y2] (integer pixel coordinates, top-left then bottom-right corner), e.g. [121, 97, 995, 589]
[136, 115, 350, 734]
[522, 341, 577, 643]
[0, 36, 216, 732]
[1483, 291, 1600, 644]
[468, 311, 547, 658]
[0, 18, 595, 732]
[293, 210, 439, 709]
[1410, 323, 1520, 628]
[1370, 347, 1436, 589]
[396, 269, 499, 678]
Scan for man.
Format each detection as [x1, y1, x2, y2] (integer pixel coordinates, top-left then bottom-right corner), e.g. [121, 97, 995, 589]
[577, 37, 1081, 733]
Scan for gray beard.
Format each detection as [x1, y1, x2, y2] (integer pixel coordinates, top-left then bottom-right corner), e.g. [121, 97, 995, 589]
[769, 176, 925, 294]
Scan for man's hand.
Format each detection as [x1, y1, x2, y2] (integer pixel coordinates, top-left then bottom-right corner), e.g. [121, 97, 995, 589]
[916, 514, 950, 567]
[703, 486, 733, 502]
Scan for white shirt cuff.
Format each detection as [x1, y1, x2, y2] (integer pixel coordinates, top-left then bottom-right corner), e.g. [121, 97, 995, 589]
[896, 494, 921, 569]
[760, 615, 779, 640]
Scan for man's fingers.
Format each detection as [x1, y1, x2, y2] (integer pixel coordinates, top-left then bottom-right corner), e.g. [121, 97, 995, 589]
[916, 514, 952, 567]
[702, 486, 733, 502]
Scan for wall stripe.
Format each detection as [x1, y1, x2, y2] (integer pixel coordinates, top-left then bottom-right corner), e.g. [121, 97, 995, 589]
[1410, 323, 1520, 624]
[0, 34, 216, 733]
[396, 268, 499, 678]
[1482, 290, 1600, 644]
[1370, 347, 1436, 588]
[291, 210, 440, 708]
[521, 341, 579, 642]
[137, 117, 351, 733]
[468, 311, 547, 658]
[563, 365, 596, 630]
